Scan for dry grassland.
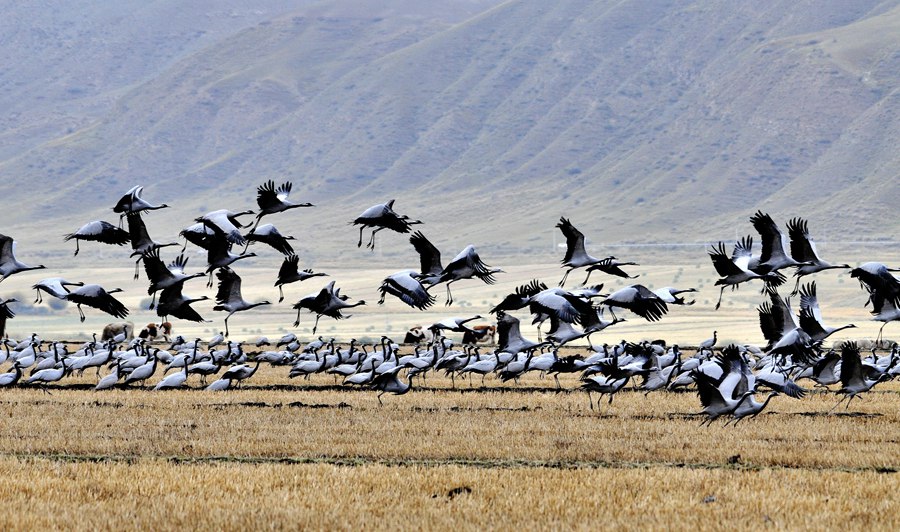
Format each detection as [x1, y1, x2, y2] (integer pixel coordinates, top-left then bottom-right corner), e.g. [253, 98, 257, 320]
[0, 458, 897, 530]
[2, 251, 899, 528]
[1, 362, 899, 529]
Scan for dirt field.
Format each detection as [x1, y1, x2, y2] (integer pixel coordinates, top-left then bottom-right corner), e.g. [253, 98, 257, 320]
[1, 359, 898, 529]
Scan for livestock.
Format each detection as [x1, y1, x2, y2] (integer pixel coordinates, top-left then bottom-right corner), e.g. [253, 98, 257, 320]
[139, 322, 173, 342]
[462, 324, 496, 345]
[403, 325, 433, 345]
[102, 321, 135, 341]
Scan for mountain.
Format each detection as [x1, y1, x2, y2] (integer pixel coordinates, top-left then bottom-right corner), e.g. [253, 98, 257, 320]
[1, 0, 898, 262]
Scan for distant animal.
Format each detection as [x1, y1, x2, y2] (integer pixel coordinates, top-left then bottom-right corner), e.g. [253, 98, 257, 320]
[462, 325, 496, 345]
[139, 322, 173, 342]
[403, 325, 433, 344]
[102, 321, 135, 342]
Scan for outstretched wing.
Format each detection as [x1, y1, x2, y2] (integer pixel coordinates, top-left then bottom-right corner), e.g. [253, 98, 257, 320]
[556, 217, 585, 264]
[215, 268, 243, 306]
[787, 217, 820, 263]
[410, 231, 443, 276]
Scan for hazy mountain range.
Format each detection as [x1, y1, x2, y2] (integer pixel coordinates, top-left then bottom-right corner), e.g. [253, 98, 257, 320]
[2, 0, 898, 263]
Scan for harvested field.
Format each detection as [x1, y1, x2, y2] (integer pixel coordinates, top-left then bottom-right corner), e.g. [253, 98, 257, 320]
[1, 360, 899, 529]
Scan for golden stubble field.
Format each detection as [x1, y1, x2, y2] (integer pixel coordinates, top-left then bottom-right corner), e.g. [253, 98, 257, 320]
[2, 249, 900, 529]
[0, 357, 899, 530]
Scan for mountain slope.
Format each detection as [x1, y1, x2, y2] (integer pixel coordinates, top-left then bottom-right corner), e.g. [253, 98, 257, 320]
[1, 0, 898, 260]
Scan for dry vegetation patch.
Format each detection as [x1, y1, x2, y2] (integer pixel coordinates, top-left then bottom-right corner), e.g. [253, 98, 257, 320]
[2, 347, 899, 527]
[0, 458, 898, 530]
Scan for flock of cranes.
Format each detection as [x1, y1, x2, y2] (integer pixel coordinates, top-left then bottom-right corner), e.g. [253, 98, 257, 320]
[0, 182, 899, 423]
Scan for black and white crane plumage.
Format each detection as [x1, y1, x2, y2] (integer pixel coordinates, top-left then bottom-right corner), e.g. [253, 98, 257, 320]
[0, 234, 46, 283]
[851, 262, 900, 311]
[757, 287, 818, 364]
[142, 248, 205, 310]
[432, 245, 503, 306]
[495, 311, 544, 354]
[205, 234, 257, 287]
[156, 284, 209, 323]
[409, 231, 443, 285]
[113, 185, 169, 221]
[370, 365, 413, 405]
[0, 297, 16, 339]
[653, 287, 698, 306]
[833, 341, 892, 410]
[749, 210, 810, 275]
[352, 199, 422, 250]
[489, 279, 548, 315]
[581, 360, 631, 409]
[862, 292, 900, 345]
[212, 268, 271, 337]
[786, 217, 849, 294]
[64, 221, 130, 256]
[125, 212, 178, 280]
[583, 258, 639, 283]
[243, 224, 296, 255]
[693, 369, 754, 427]
[600, 284, 668, 322]
[66, 284, 129, 322]
[708, 236, 784, 310]
[180, 223, 217, 252]
[32, 278, 83, 304]
[274, 254, 327, 303]
[197, 209, 255, 247]
[556, 217, 613, 287]
[378, 270, 435, 310]
[797, 281, 856, 342]
[292, 280, 365, 333]
[251, 180, 313, 232]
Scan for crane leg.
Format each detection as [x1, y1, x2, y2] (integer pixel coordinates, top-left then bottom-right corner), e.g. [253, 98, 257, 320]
[714, 286, 726, 310]
[134, 259, 141, 281]
[877, 323, 888, 347]
[829, 395, 848, 413]
[357, 226, 365, 248]
[581, 269, 593, 287]
[293, 308, 302, 328]
[789, 276, 802, 297]
[559, 268, 571, 287]
[368, 228, 384, 250]
[445, 282, 454, 306]
[278, 286, 285, 304]
[312, 315, 321, 334]
[223, 317, 230, 338]
[149, 292, 157, 311]
[74, 240, 80, 256]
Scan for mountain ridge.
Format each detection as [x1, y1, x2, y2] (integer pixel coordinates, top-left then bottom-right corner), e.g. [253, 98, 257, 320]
[1, 0, 898, 262]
